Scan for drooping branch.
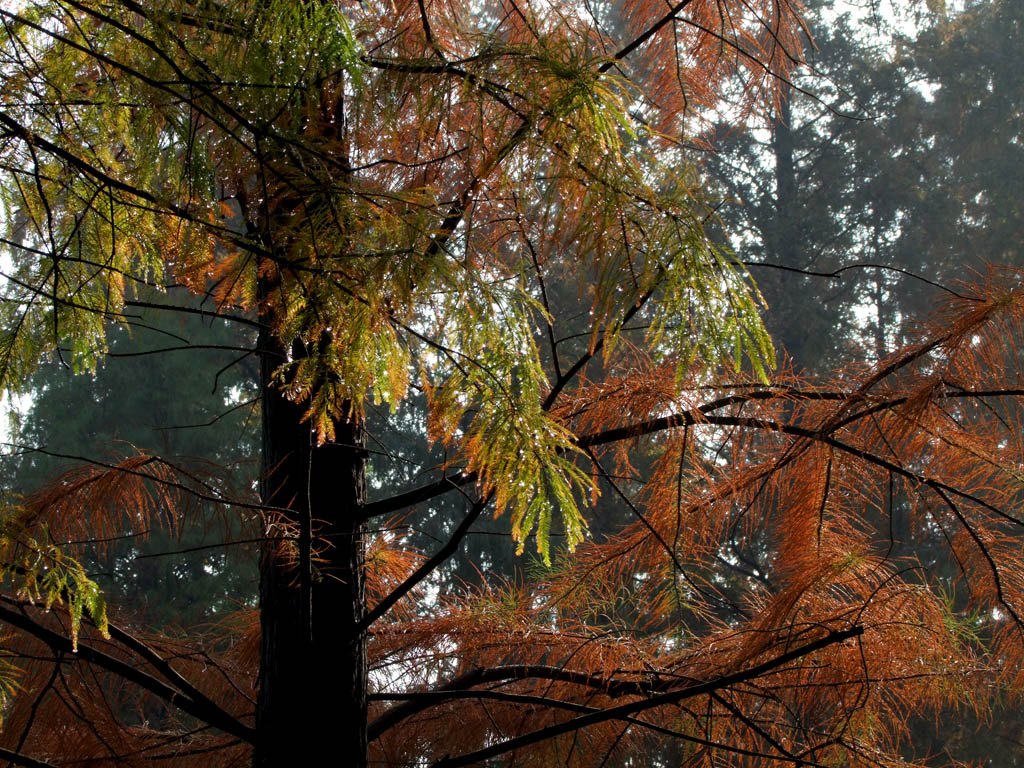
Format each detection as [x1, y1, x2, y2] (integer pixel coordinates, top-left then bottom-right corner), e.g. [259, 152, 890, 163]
[358, 386, 856, 518]
[430, 626, 864, 767]
[0, 598, 255, 743]
[361, 381, 1024, 525]
[368, 664, 680, 739]
[579, 388, 1024, 447]
[373, 690, 829, 765]
[687, 414, 1024, 531]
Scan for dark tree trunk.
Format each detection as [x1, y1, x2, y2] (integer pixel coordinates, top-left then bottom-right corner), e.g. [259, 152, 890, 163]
[254, 312, 368, 765]
[248, 73, 367, 762]
[772, 88, 797, 257]
[768, 87, 807, 366]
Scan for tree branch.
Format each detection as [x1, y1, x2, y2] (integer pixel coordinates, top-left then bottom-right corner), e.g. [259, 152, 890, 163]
[360, 387, 835, 518]
[0, 598, 254, 743]
[431, 626, 863, 767]
[361, 385, 1024, 518]
[0, 746, 55, 768]
[357, 492, 493, 633]
[375, 690, 827, 765]
[123, 299, 265, 330]
[598, 0, 696, 72]
[103, 623, 249, 740]
[369, 663, 669, 739]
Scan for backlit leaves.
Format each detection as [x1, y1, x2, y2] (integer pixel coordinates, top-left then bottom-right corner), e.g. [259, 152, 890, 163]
[423, 281, 593, 562]
[0, 0, 790, 561]
[0, 513, 109, 652]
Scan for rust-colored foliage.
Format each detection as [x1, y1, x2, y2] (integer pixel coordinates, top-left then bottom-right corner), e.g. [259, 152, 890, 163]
[0, 0, 1021, 766]
[364, 276, 1024, 767]
[3, 276, 1024, 766]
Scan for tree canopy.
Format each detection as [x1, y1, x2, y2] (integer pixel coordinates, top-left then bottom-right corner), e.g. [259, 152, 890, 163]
[0, 0, 1022, 766]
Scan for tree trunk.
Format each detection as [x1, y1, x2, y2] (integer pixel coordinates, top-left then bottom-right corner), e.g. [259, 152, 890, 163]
[768, 85, 807, 367]
[772, 87, 797, 257]
[254, 318, 368, 765]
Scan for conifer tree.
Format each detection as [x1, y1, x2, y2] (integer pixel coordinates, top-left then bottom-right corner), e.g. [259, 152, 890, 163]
[0, 2, 1023, 767]
[701, 0, 1024, 760]
[2, 292, 259, 626]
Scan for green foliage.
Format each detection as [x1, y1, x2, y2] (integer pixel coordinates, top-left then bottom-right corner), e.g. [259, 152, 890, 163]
[0, 513, 109, 651]
[0, 648, 20, 728]
[2, 1, 1023, 766]
[647, 224, 774, 382]
[0, 294, 259, 627]
[423, 282, 593, 563]
[0, 0, 775, 618]
[224, 0, 365, 99]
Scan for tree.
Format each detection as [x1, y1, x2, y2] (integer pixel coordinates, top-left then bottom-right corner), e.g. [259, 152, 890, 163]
[702, 3, 1024, 760]
[0, 1, 1023, 767]
[1, 290, 260, 627]
[704, 0, 1024, 372]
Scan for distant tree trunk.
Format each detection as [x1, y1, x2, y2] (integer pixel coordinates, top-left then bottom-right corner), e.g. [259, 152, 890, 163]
[768, 85, 808, 367]
[872, 271, 889, 363]
[773, 90, 797, 262]
[254, 289, 368, 765]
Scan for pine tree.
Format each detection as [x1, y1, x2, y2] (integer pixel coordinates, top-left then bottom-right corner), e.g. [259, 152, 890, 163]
[2, 291, 260, 627]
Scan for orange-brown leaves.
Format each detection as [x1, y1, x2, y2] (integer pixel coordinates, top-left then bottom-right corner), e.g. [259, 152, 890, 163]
[0, 602, 255, 767]
[17, 451, 238, 559]
[364, 273, 1024, 765]
[365, 528, 428, 622]
[160, 0, 806, 448]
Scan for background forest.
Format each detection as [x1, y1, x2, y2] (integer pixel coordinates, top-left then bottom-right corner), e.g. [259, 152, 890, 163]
[0, 0, 1021, 764]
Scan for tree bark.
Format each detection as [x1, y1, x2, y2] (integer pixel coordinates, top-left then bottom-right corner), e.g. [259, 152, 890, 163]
[254, 309, 367, 766]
